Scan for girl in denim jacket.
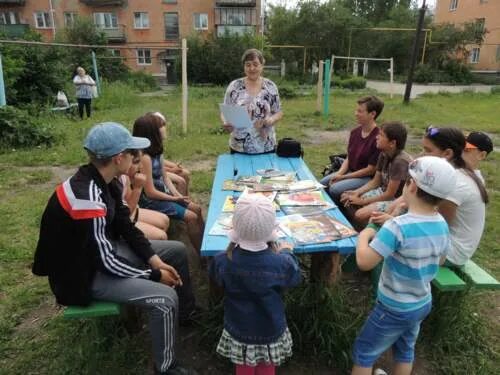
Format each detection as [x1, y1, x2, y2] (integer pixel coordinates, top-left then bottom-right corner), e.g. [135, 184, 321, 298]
[209, 194, 301, 375]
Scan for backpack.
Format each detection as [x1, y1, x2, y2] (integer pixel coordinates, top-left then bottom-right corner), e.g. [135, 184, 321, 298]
[276, 138, 303, 158]
[321, 153, 347, 176]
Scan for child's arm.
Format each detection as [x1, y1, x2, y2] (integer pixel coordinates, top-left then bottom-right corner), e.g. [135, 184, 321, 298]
[359, 178, 402, 206]
[277, 241, 302, 287]
[125, 173, 146, 213]
[141, 155, 183, 202]
[341, 172, 381, 206]
[356, 227, 383, 271]
[438, 199, 458, 224]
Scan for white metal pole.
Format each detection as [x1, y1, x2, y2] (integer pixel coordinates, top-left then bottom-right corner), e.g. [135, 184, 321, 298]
[48, 0, 56, 39]
[390, 57, 394, 99]
[316, 60, 324, 113]
[182, 38, 188, 135]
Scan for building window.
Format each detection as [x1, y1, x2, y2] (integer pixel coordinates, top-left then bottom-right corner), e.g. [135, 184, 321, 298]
[449, 0, 458, 11]
[496, 45, 500, 62]
[163, 0, 177, 3]
[469, 47, 480, 63]
[110, 49, 121, 57]
[94, 12, 118, 29]
[64, 12, 77, 27]
[34, 11, 52, 29]
[137, 49, 152, 65]
[165, 12, 179, 40]
[134, 12, 149, 29]
[193, 13, 208, 30]
[0, 12, 19, 25]
[194, 13, 208, 30]
[480, 0, 488, 4]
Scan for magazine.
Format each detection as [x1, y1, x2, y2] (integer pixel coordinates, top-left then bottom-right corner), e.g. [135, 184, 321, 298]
[261, 172, 296, 184]
[278, 214, 339, 245]
[222, 195, 239, 212]
[252, 182, 290, 192]
[281, 202, 336, 216]
[256, 169, 287, 178]
[287, 180, 324, 191]
[208, 212, 233, 236]
[276, 190, 329, 206]
[235, 175, 262, 186]
[222, 180, 246, 191]
[327, 217, 358, 239]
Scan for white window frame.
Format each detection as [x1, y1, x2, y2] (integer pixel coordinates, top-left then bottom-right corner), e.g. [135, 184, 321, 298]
[194, 13, 208, 30]
[470, 47, 480, 63]
[496, 45, 500, 62]
[449, 0, 458, 11]
[0, 11, 19, 25]
[64, 12, 77, 27]
[136, 49, 152, 65]
[134, 12, 149, 29]
[94, 12, 118, 29]
[34, 11, 52, 29]
[110, 49, 121, 57]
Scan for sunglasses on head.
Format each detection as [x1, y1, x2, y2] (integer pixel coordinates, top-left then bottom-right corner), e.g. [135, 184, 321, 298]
[426, 126, 440, 137]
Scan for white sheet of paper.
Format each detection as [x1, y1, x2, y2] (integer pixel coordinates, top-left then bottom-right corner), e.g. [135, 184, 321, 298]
[219, 104, 253, 129]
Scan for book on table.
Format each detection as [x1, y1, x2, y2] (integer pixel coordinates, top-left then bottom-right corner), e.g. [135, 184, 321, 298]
[281, 202, 336, 216]
[276, 190, 329, 206]
[221, 191, 280, 212]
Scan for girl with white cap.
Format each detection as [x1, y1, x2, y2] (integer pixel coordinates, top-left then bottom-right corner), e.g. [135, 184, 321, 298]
[209, 194, 301, 375]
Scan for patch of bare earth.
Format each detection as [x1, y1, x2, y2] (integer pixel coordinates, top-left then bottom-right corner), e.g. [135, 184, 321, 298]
[14, 297, 61, 335]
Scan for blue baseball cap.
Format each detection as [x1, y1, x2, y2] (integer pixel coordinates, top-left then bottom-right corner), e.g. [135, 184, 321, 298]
[84, 122, 150, 159]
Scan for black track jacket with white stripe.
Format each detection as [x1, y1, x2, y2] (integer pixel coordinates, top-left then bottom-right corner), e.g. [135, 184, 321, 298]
[33, 164, 161, 306]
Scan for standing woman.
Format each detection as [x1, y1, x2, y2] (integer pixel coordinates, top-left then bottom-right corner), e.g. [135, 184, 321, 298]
[73, 67, 96, 119]
[221, 49, 283, 154]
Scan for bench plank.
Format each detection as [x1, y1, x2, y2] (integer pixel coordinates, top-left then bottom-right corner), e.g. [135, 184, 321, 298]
[432, 267, 467, 291]
[459, 260, 500, 289]
[64, 301, 121, 319]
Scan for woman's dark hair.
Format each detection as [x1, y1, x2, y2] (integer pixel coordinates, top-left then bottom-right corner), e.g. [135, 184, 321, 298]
[357, 95, 384, 119]
[241, 48, 265, 65]
[425, 126, 488, 203]
[380, 121, 407, 151]
[132, 113, 164, 157]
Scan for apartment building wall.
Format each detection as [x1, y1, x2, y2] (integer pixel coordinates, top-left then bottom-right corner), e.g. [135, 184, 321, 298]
[434, 0, 500, 72]
[0, 0, 262, 77]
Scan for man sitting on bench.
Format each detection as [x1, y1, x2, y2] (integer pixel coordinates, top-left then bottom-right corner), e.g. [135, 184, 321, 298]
[32, 122, 197, 375]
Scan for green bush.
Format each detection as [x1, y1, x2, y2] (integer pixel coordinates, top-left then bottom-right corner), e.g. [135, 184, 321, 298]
[278, 85, 298, 99]
[331, 76, 366, 90]
[125, 70, 159, 92]
[441, 60, 473, 84]
[414, 64, 436, 84]
[0, 106, 59, 149]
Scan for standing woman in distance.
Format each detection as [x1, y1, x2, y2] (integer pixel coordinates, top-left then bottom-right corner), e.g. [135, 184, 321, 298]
[221, 48, 283, 154]
[73, 66, 96, 119]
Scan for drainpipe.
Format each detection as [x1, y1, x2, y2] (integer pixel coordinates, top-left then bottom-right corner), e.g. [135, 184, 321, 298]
[49, 0, 56, 39]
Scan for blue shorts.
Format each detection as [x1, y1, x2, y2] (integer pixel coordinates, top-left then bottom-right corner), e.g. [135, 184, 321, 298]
[141, 199, 188, 220]
[352, 302, 432, 367]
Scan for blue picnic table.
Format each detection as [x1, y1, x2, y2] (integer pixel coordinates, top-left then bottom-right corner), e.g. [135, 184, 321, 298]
[202, 153, 357, 283]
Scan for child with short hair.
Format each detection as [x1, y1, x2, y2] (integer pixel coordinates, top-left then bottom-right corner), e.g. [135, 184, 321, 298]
[352, 156, 457, 375]
[209, 195, 301, 375]
[341, 121, 412, 226]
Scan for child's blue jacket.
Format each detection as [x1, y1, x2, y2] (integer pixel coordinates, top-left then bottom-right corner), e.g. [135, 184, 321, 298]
[209, 246, 301, 345]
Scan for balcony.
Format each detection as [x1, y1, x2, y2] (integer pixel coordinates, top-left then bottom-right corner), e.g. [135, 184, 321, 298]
[214, 7, 257, 26]
[80, 0, 126, 6]
[0, 0, 26, 5]
[216, 0, 256, 6]
[0, 23, 29, 38]
[100, 25, 126, 43]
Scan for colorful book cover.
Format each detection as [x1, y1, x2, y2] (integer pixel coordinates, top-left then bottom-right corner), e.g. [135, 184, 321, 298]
[287, 179, 325, 191]
[222, 180, 245, 191]
[252, 182, 289, 192]
[256, 169, 287, 178]
[235, 175, 262, 186]
[222, 195, 239, 212]
[261, 172, 296, 184]
[278, 216, 340, 245]
[327, 217, 358, 239]
[281, 202, 336, 216]
[208, 212, 234, 236]
[276, 190, 328, 206]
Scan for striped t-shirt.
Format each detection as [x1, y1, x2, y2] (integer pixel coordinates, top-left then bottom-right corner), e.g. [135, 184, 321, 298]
[370, 212, 450, 312]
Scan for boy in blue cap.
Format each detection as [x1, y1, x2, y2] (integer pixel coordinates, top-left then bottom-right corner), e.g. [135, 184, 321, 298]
[352, 156, 457, 375]
[33, 122, 197, 375]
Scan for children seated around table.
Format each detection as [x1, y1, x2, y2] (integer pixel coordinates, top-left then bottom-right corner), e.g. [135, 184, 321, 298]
[320, 96, 384, 204]
[209, 194, 301, 375]
[119, 150, 170, 240]
[369, 127, 488, 267]
[133, 113, 205, 256]
[340, 121, 412, 227]
[352, 156, 457, 375]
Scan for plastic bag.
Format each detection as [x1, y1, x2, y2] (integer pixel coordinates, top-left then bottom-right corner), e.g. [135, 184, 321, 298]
[91, 85, 98, 99]
[56, 91, 69, 107]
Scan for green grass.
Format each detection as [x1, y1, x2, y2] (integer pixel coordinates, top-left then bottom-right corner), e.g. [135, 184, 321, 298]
[0, 84, 499, 374]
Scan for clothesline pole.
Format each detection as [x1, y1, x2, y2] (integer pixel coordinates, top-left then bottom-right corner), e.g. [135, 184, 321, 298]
[181, 38, 188, 135]
[0, 53, 6, 107]
[91, 51, 101, 95]
[323, 59, 331, 120]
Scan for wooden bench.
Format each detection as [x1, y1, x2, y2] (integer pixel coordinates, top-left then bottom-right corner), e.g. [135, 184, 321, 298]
[432, 260, 500, 292]
[63, 301, 121, 319]
[50, 103, 78, 117]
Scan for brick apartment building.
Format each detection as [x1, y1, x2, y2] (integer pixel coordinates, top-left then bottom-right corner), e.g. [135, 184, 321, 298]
[0, 0, 262, 81]
[434, 0, 500, 73]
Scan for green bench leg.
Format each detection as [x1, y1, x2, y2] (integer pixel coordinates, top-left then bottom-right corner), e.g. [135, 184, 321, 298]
[63, 301, 121, 319]
[432, 266, 467, 292]
[459, 260, 500, 290]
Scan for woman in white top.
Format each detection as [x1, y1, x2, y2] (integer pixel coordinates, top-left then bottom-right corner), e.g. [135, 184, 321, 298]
[421, 127, 488, 266]
[73, 66, 96, 119]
